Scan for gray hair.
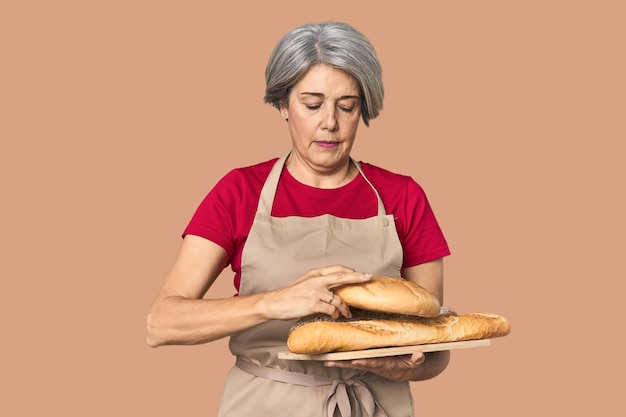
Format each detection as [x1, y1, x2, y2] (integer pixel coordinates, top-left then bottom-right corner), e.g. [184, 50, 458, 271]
[264, 22, 384, 126]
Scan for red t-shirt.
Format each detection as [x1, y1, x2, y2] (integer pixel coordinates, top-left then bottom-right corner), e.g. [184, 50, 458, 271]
[184, 158, 450, 292]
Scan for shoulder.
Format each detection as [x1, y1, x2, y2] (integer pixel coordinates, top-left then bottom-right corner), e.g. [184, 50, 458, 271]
[211, 158, 278, 195]
[222, 158, 279, 184]
[194, 158, 279, 211]
[358, 161, 432, 218]
[358, 161, 425, 195]
[358, 161, 410, 180]
[185, 158, 280, 249]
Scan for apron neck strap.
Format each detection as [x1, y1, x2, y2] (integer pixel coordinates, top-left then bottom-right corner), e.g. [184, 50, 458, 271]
[256, 152, 387, 216]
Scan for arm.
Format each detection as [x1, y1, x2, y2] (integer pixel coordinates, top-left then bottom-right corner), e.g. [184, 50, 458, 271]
[146, 235, 371, 347]
[324, 258, 450, 382]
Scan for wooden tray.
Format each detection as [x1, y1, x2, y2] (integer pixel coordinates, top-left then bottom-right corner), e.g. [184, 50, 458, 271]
[278, 339, 491, 361]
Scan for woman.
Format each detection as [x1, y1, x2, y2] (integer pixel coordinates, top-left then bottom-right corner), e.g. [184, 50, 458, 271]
[147, 21, 451, 417]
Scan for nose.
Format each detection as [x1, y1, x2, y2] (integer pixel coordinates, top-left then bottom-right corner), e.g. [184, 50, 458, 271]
[321, 106, 339, 131]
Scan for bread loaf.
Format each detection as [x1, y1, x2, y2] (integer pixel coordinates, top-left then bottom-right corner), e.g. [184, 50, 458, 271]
[287, 309, 511, 354]
[334, 277, 441, 317]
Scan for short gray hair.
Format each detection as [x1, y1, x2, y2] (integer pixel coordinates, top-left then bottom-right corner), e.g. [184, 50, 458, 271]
[264, 22, 384, 126]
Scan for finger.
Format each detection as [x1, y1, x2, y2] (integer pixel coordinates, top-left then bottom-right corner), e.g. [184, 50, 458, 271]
[324, 358, 383, 371]
[316, 299, 342, 320]
[325, 271, 372, 289]
[319, 293, 347, 320]
[326, 356, 419, 370]
[289, 266, 354, 286]
[314, 288, 335, 305]
[315, 264, 356, 276]
[324, 360, 351, 368]
[335, 303, 353, 319]
[410, 351, 426, 365]
[327, 294, 353, 318]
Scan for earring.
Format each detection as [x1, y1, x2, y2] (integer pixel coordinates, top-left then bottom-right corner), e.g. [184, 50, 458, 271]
[282, 112, 288, 119]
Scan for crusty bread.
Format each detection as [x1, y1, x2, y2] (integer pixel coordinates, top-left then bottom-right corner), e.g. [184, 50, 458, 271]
[334, 276, 441, 318]
[287, 310, 511, 354]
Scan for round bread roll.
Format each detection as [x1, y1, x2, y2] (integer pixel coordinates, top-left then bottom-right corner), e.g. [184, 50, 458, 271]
[334, 276, 441, 317]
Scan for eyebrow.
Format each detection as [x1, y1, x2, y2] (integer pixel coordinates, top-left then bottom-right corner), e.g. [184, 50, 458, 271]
[300, 92, 361, 100]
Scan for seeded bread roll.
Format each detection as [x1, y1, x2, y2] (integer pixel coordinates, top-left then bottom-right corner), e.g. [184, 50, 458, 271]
[334, 276, 441, 317]
[287, 310, 511, 354]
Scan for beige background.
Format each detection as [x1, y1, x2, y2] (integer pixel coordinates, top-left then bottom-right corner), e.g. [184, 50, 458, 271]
[2, 1, 624, 415]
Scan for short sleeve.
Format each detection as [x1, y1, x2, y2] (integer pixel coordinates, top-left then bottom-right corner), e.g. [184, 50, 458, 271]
[400, 179, 451, 267]
[183, 172, 241, 257]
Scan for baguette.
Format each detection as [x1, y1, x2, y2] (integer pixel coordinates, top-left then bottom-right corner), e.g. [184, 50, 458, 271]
[287, 309, 511, 354]
[334, 276, 441, 317]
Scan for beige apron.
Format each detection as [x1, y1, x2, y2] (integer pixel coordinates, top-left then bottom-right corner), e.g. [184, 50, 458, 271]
[217, 153, 415, 417]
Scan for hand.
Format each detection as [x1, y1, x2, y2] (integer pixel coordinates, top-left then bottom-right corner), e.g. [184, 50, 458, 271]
[324, 351, 426, 382]
[262, 265, 371, 321]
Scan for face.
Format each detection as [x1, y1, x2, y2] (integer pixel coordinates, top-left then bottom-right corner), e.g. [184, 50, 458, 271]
[281, 64, 362, 179]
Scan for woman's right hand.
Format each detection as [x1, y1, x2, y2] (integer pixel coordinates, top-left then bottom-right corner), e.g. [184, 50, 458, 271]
[147, 236, 372, 347]
[260, 265, 372, 321]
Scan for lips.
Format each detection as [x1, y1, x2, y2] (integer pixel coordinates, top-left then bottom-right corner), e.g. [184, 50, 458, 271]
[315, 141, 340, 148]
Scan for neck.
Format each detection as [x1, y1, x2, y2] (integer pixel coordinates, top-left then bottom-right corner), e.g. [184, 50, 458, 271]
[285, 154, 357, 189]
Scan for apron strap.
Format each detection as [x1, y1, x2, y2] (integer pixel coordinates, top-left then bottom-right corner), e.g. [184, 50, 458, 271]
[236, 356, 389, 417]
[256, 152, 387, 217]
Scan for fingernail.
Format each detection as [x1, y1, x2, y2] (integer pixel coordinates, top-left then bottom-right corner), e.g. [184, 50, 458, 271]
[364, 273, 372, 278]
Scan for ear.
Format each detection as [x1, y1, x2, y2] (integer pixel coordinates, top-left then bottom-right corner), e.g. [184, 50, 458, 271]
[279, 105, 289, 121]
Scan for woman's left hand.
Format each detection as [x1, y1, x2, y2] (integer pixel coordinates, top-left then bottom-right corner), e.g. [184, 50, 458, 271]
[324, 351, 426, 382]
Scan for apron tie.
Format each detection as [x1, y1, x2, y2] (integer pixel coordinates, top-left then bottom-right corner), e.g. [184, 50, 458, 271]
[325, 378, 388, 417]
[236, 356, 388, 417]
